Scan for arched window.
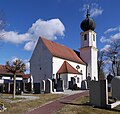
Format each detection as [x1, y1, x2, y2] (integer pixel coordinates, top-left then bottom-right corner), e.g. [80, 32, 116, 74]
[93, 34, 95, 41]
[84, 34, 87, 41]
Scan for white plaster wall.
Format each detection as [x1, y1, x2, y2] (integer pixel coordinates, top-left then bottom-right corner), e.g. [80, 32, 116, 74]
[89, 31, 96, 48]
[80, 30, 98, 81]
[52, 57, 86, 80]
[81, 34, 89, 48]
[80, 47, 91, 75]
[80, 47, 98, 81]
[91, 48, 98, 80]
[67, 74, 83, 88]
[80, 30, 96, 48]
[30, 38, 53, 83]
[2, 76, 22, 80]
[60, 73, 68, 88]
[60, 73, 83, 88]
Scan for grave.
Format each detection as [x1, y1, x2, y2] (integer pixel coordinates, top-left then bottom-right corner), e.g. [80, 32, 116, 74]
[111, 76, 120, 100]
[45, 79, 53, 93]
[56, 79, 64, 92]
[34, 83, 41, 94]
[41, 80, 45, 93]
[81, 80, 87, 90]
[90, 79, 120, 109]
[89, 80, 108, 108]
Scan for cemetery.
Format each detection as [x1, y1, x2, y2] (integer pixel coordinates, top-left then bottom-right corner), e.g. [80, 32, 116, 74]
[0, 1, 120, 114]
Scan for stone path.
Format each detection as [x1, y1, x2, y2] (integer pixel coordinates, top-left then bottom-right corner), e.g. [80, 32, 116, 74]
[27, 90, 89, 114]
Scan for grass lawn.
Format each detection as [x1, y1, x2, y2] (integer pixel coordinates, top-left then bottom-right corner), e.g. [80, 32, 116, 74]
[56, 96, 120, 114]
[0, 93, 65, 114]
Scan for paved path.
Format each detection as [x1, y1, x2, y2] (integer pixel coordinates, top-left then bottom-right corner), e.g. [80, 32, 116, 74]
[26, 90, 89, 114]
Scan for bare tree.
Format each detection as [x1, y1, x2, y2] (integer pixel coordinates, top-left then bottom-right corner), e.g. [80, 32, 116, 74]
[104, 39, 120, 76]
[0, 10, 6, 46]
[5, 59, 26, 99]
[98, 51, 105, 79]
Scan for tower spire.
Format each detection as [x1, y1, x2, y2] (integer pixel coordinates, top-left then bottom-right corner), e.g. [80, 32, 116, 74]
[86, 5, 90, 18]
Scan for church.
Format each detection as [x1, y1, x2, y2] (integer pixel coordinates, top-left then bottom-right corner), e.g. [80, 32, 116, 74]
[30, 10, 98, 90]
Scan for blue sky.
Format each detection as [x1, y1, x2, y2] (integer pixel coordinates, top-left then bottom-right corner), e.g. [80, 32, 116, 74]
[0, 0, 120, 72]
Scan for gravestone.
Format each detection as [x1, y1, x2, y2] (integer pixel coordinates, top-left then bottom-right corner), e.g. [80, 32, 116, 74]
[56, 79, 64, 92]
[10, 84, 13, 94]
[111, 76, 120, 100]
[0, 85, 3, 93]
[41, 80, 45, 93]
[34, 83, 40, 94]
[69, 77, 76, 90]
[68, 81, 73, 89]
[89, 80, 108, 108]
[4, 83, 8, 93]
[45, 79, 52, 93]
[81, 80, 87, 90]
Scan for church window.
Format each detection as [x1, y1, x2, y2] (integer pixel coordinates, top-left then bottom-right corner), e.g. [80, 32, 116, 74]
[84, 34, 87, 41]
[77, 77, 79, 83]
[93, 34, 95, 41]
[76, 65, 80, 70]
[81, 70, 82, 73]
[94, 77, 96, 81]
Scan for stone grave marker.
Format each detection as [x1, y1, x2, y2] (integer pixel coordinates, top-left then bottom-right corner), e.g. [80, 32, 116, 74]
[89, 80, 108, 108]
[81, 80, 87, 90]
[111, 76, 120, 100]
[45, 79, 53, 93]
[41, 80, 45, 93]
[56, 79, 64, 92]
[34, 83, 41, 94]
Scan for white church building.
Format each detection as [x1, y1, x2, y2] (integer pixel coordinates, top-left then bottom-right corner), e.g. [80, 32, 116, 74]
[30, 10, 98, 89]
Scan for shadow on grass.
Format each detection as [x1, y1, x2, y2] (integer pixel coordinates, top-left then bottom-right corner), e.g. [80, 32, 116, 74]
[60, 101, 120, 113]
[60, 101, 90, 106]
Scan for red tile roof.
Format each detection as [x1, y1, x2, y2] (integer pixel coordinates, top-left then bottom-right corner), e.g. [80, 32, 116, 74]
[0, 65, 24, 77]
[23, 74, 30, 79]
[57, 61, 80, 74]
[41, 37, 86, 65]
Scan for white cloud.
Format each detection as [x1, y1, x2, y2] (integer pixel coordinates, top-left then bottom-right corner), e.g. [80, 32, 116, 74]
[100, 36, 110, 43]
[23, 59, 30, 71]
[100, 45, 111, 52]
[100, 26, 120, 44]
[111, 32, 120, 40]
[28, 18, 65, 40]
[1, 18, 65, 51]
[11, 57, 30, 71]
[100, 32, 120, 44]
[82, 3, 103, 17]
[11, 56, 19, 62]
[2, 30, 31, 44]
[104, 27, 118, 34]
[24, 41, 35, 51]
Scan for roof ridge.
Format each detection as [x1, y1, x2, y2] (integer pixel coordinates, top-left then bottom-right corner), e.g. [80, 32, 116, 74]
[40, 37, 86, 65]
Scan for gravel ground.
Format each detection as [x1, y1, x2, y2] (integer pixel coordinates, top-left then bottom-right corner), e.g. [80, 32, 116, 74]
[53, 90, 86, 95]
[1, 90, 86, 103]
[1, 94, 39, 103]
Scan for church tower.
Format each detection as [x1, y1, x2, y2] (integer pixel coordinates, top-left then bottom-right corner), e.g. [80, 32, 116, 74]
[80, 9, 98, 81]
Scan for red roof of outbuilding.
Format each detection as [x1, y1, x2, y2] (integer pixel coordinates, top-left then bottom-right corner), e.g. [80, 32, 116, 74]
[41, 37, 86, 65]
[57, 61, 80, 74]
[0, 65, 24, 77]
[23, 74, 30, 79]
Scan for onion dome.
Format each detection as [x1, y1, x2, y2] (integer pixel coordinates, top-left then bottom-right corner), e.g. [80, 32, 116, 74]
[80, 9, 96, 31]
